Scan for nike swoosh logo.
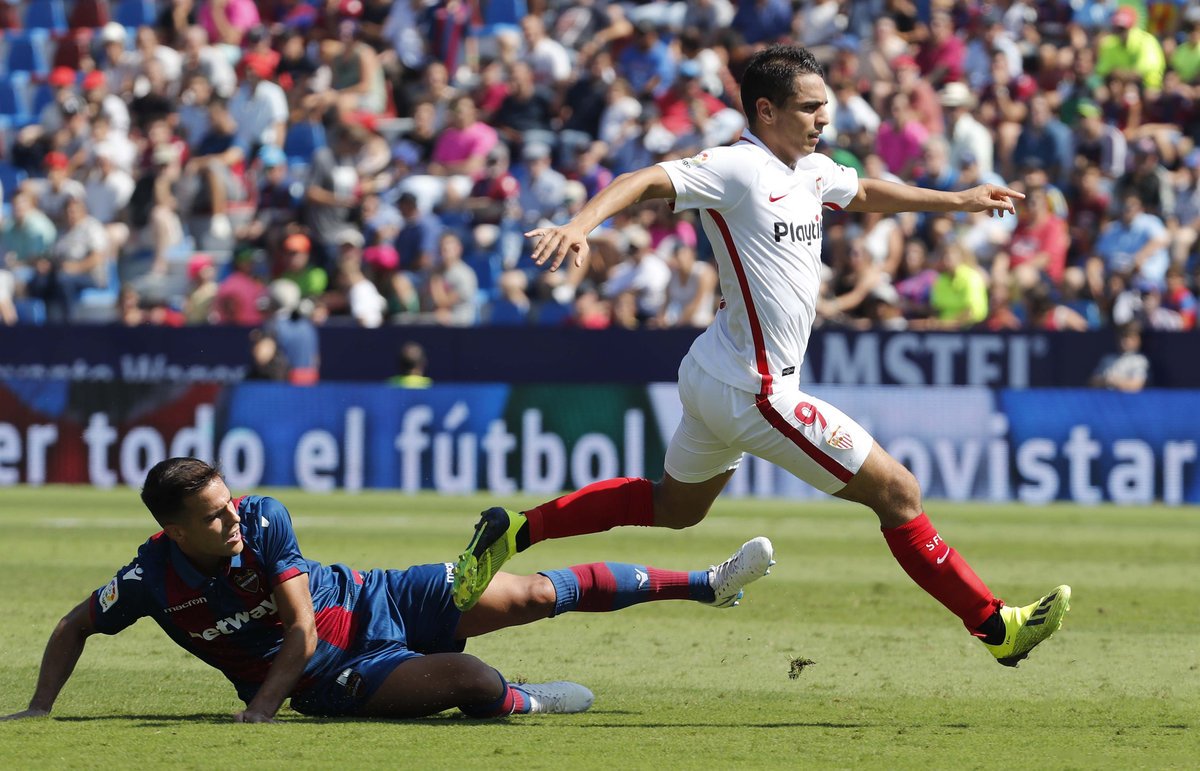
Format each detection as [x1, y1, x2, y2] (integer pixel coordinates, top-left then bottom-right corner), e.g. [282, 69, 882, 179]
[936, 547, 951, 564]
[769, 192, 789, 202]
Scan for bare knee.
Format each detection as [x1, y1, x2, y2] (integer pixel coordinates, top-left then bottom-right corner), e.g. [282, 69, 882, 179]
[652, 480, 706, 529]
[838, 449, 923, 527]
[523, 574, 558, 612]
[451, 654, 505, 703]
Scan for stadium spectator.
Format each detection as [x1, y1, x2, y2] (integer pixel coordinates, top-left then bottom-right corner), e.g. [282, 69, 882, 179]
[1090, 321, 1150, 392]
[279, 234, 329, 300]
[1011, 94, 1073, 187]
[601, 226, 670, 326]
[425, 232, 478, 326]
[890, 54, 944, 139]
[655, 61, 727, 145]
[263, 279, 320, 385]
[916, 11, 966, 89]
[1, 192, 57, 265]
[927, 242, 989, 329]
[875, 91, 929, 179]
[180, 26, 238, 99]
[322, 19, 388, 115]
[334, 232, 387, 328]
[1096, 6, 1166, 90]
[389, 340, 432, 387]
[1000, 184, 1069, 288]
[305, 125, 363, 267]
[492, 62, 556, 151]
[521, 15, 572, 88]
[429, 95, 499, 181]
[1117, 139, 1176, 221]
[1094, 193, 1172, 291]
[1073, 99, 1128, 179]
[214, 247, 267, 326]
[184, 254, 219, 325]
[230, 53, 289, 153]
[731, 0, 792, 46]
[618, 20, 674, 99]
[516, 142, 568, 228]
[939, 82, 993, 177]
[200, 0, 263, 47]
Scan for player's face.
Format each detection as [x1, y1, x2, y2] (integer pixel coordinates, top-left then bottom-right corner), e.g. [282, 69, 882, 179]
[171, 478, 244, 565]
[772, 73, 829, 162]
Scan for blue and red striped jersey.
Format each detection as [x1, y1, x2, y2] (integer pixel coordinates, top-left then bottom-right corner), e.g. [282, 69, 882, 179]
[88, 496, 376, 704]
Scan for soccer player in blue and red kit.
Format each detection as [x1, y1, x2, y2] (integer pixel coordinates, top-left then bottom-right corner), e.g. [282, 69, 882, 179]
[2, 458, 773, 723]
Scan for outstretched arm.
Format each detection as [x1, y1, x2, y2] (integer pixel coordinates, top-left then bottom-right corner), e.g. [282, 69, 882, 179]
[234, 574, 317, 723]
[1, 599, 96, 720]
[526, 165, 676, 272]
[847, 178, 1024, 217]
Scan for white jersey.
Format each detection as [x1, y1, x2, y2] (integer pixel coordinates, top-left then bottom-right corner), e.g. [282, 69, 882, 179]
[659, 131, 859, 396]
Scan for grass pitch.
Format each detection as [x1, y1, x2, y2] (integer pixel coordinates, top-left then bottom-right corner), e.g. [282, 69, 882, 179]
[1, 486, 1197, 769]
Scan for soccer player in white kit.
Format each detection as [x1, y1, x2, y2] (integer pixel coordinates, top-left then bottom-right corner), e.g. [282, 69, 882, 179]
[453, 46, 1070, 667]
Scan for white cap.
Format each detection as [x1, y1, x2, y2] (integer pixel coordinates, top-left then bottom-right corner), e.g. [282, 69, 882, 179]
[100, 22, 127, 45]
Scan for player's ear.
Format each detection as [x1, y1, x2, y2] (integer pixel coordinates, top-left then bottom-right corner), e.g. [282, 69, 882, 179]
[162, 522, 187, 543]
[756, 96, 773, 125]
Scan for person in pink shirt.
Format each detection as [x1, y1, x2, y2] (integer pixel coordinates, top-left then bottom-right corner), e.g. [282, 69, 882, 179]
[429, 95, 499, 181]
[199, 0, 262, 47]
[214, 248, 266, 325]
[875, 91, 929, 179]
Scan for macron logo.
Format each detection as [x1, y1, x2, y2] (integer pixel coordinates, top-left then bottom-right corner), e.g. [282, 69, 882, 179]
[187, 597, 277, 641]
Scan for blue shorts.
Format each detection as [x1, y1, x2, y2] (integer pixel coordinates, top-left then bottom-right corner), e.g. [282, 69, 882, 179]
[290, 563, 465, 716]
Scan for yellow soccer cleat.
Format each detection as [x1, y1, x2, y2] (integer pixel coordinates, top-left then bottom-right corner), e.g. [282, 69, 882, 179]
[983, 585, 1072, 667]
[451, 507, 525, 611]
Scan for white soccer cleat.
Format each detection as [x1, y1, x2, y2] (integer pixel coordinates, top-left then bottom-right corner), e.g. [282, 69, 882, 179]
[514, 681, 595, 714]
[707, 536, 775, 608]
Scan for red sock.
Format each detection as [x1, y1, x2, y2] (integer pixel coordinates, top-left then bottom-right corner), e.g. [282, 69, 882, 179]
[881, 513, 1001, 631]
[524, 478, 655, 546]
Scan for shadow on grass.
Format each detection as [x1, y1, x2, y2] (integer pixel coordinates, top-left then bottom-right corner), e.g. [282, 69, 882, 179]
[52, 713, 232, 725]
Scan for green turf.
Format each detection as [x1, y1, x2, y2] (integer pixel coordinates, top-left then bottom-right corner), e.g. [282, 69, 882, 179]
[1, 486, 1197, 769]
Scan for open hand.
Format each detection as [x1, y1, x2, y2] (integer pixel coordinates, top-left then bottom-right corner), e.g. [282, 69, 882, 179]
[525, 224, 591, 272]
[233, 709, 275, 723]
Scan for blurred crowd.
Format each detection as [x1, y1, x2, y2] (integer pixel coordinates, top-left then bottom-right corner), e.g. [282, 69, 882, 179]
[0, 0, 1198, 338]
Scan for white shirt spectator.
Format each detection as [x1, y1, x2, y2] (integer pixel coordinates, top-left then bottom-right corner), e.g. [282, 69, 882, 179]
[84, 168, 135, 223]
[604, 248, 672, 318]
[948, 112, 995, 177]
[348, 276, 387, 328]
[230, 80, 289, 150]
[528, 38, 572, 86]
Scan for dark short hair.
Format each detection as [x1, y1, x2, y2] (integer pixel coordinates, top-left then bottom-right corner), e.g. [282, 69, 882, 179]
[141, 457, 223, 526]
[740, 46, 823, 130]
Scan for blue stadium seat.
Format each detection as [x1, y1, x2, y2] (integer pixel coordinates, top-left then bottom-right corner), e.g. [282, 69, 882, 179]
[25, 1, 69, 32]
[30, 80, 54, 117]
[487, 298, 530, 326]
[15, 298, 47, 325]
[5, 29, 51, 75]
[534, 300, 572, 326]
[0, 161, 28, 202]
[113, 0, 156, 29]
[0, 71, 31, 116]
[283, 122, 326, 163]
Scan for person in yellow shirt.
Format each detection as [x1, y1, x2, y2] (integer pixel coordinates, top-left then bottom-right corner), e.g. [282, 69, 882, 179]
[1096, 6, 1167, 89]
[1170, 21, 1200, 84]
[929, 243, 989, 328]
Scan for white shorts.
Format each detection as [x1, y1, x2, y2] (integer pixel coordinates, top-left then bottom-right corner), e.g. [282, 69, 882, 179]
[664, 356, 875, 494]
